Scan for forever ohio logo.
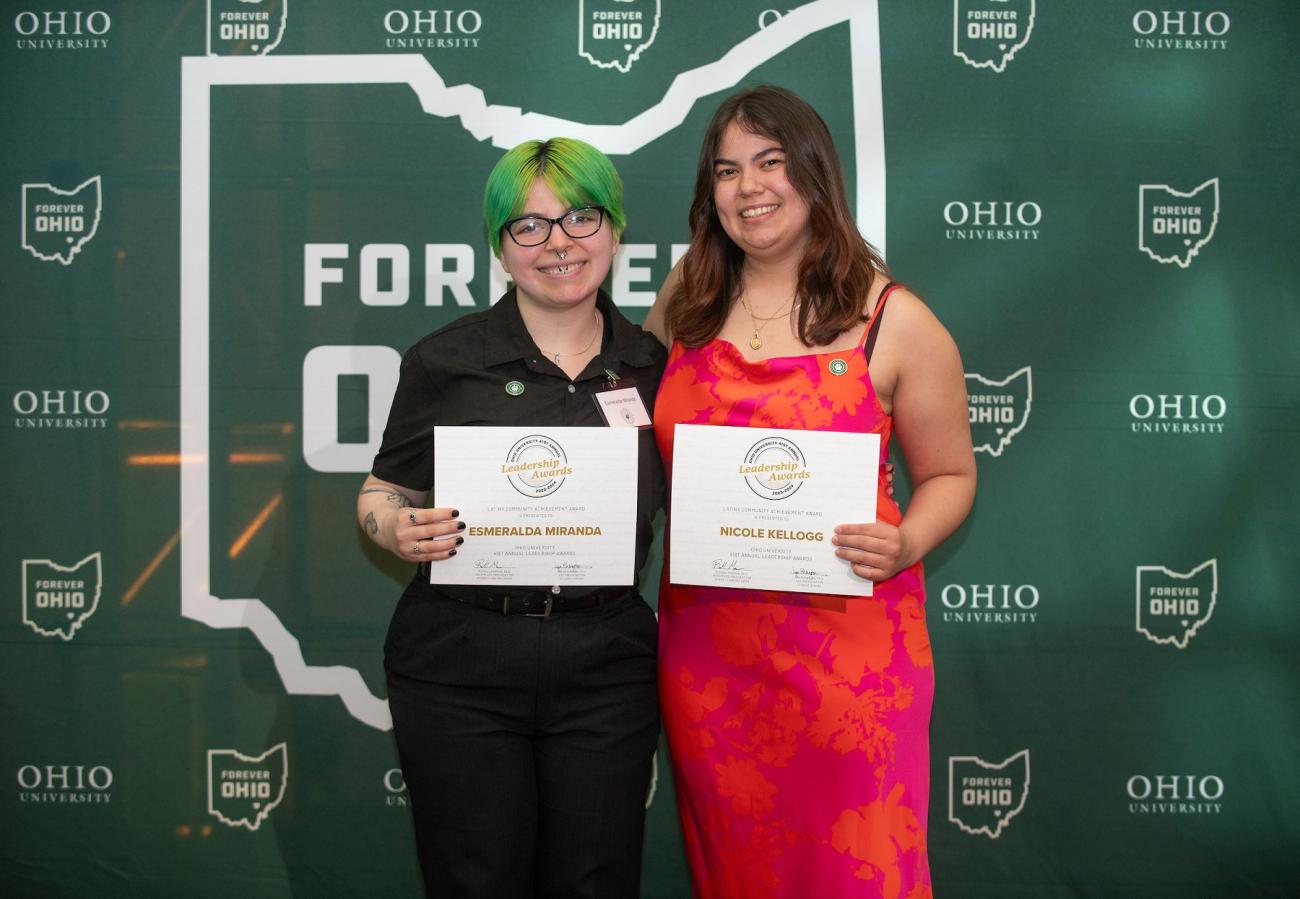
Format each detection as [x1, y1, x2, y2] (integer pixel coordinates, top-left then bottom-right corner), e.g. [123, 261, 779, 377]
[206, 0, 287, 56]
[966, 367, 1031, 457]
[948, 749, 1031, 839]
[22, 552, 103, 642]
[579, 0, 660, 73]
[22, 176, 102, 265]
[953, 0, 1035, 73]
[1138, 178, 1219, 268]
[207, 744, 289, 832]
[1135, 558, 1216, 650]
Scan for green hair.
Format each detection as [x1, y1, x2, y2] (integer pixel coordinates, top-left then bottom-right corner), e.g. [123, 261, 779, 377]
[483, 137, 626, 256]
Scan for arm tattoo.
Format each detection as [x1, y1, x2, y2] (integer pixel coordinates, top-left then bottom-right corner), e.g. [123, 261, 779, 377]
[363, 512, 379, 535]
[358, 487, 412, 508]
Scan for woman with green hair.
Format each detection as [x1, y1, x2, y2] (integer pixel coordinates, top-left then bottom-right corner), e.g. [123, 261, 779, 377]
[357, 138, 665, 897]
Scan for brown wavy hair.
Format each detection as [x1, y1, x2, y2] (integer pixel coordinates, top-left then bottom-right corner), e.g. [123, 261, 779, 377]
[667, 85, 888, 347]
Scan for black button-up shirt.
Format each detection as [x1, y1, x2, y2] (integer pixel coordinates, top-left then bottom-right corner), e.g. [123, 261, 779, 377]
[372, 288, 667, 601]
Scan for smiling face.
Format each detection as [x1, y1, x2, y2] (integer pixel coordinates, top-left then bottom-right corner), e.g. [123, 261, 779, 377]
[711, 122, 812, 267]
[499, 179, 617, 314]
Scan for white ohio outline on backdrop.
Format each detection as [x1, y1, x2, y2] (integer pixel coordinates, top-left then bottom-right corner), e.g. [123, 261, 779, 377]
[180, 0, 886, 731]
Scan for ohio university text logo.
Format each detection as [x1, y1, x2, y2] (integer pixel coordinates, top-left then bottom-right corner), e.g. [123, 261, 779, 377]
[940, 583, 1039, 624]
[948, 749, 1030, 839]
[1129, 392, 1226, 435]
[22, 176, 101, 265]
[382, 8, 482, 50]
[1139, 178, 1219, 268]
[11, 388, 111, 430]
[966, 367, 1031, 457]
[579, 0, 660, 73]
[1127, 773, 1224, 815]
[12, 9, 111, 49]
[953, 0, 1035, 73]
[1132, 9, 1230, 51]
[207, 0, 287, 56]
[1136, 559, 1216, 649]
[16, 764, 113, 805]
[207, 744, 289, 831]
[944, 200, 1041, 241]
[383, 768, 409, 807]
[22, 553, 102, 641]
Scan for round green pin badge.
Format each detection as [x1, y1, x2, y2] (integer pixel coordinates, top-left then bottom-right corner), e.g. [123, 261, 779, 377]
[505, 380, 525, 396]
[828, 358, 848, 376]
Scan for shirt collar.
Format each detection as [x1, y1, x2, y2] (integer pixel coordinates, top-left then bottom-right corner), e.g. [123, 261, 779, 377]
[483, 288, 660, 371]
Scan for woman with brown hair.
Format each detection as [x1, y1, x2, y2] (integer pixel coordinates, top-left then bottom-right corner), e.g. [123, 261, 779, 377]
[646, 85, 975, 897]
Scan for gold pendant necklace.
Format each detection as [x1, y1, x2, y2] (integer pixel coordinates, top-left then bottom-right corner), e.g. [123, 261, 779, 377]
[739, 294, 795, 351]
[538, 310, 601, 364]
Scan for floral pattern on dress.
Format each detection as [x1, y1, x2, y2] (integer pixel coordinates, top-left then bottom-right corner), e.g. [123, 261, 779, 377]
[655, 291, 934, 898]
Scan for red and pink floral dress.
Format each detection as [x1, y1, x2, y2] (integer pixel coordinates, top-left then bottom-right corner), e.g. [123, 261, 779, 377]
[653, 286, 934, 898]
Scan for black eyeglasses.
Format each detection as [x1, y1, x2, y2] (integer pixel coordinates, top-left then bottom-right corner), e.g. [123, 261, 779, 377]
[501, 206, 606, 247]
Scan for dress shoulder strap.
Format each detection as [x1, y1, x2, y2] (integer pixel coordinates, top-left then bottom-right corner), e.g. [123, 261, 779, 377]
[862, 281, 900, 364]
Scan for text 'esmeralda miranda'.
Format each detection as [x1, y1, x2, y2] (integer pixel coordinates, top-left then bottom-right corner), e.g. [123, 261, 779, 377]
[468, 526, 602, 536]
[719, 527, 823, 542]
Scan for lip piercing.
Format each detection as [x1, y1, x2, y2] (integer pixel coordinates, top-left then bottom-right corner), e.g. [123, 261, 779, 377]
[556, 249, 568, 260]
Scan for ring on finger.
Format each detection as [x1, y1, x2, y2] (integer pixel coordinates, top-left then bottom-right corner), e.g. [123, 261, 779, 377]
[413, 539, 423, 554]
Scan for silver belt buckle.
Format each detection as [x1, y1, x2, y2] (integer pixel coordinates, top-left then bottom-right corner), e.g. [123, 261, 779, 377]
[524, 596, 554, 618]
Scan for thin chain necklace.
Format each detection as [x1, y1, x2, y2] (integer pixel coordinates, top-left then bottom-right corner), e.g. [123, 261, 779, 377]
[738, 294, 796, 351]
[539, 309, 601, 364]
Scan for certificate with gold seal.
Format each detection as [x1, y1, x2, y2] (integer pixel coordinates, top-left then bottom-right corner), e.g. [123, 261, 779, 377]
[430, 426, 638, 586]
[669, 424, 879, 595]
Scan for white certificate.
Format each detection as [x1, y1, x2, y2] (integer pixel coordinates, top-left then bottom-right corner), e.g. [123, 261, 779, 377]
[430, 427, 638, 587]
[669, 424, 879, 595]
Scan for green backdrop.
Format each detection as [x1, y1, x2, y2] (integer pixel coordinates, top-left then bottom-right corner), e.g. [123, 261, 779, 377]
[4, 1, 1298, 895]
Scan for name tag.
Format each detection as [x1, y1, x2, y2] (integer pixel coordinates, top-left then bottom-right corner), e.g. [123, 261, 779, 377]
[594, 387, 651, 428]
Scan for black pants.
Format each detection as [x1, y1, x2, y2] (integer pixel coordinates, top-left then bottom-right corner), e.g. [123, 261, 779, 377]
[385, 589, 660, 898]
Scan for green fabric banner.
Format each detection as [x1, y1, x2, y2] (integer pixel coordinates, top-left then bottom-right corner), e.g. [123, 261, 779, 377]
[3, 1, 1297, 895]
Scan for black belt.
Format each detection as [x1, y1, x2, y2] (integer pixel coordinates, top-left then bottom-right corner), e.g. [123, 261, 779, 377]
[451, 587, 632, 619]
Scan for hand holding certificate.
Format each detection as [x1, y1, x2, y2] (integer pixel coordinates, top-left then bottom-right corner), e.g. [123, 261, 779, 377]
[669, 424, 879, 595]
[431, 427, 637, 587]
